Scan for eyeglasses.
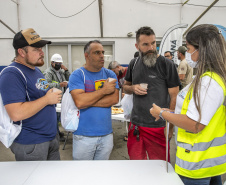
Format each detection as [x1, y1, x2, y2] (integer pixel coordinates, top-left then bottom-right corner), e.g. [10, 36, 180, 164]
[93, 51, 105, 55]
[164, 55, 171, 58]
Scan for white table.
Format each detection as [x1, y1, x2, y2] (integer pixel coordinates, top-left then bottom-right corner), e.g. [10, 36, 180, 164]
[111, 113, 129, 122]
[0, 160, 184, 185]
[112, 113, 130, 133]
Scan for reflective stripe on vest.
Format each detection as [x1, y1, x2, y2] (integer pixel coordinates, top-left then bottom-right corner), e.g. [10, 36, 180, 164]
[176, 153, 226, 171]
[177, 133, 226, 152]
[175, 71, 226, 179]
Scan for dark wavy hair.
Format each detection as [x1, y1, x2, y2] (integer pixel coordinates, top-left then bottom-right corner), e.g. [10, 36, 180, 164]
[136, 26, 155, 43]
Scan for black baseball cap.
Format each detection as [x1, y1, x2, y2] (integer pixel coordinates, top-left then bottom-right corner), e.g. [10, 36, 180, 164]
[13, 28, 51, 49]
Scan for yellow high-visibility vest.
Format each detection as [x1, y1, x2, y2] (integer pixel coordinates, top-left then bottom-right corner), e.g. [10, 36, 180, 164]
[175, 71, 226, 179]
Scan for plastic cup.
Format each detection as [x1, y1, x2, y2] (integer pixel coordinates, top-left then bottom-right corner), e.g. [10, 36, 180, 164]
[108, 78, 115, 82]
[52, 88, 62, 93]
[140, 83, 148, 89]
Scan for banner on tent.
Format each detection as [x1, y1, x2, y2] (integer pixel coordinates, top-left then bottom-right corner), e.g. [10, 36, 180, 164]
[159, 24, 188, 65]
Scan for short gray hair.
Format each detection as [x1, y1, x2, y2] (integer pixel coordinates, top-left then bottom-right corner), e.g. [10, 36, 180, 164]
[108, 61, 120, 70]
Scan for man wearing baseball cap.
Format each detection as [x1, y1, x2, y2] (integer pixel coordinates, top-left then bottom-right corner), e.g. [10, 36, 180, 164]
[0, 28, 62, 161]
[177, 46, 193, 89]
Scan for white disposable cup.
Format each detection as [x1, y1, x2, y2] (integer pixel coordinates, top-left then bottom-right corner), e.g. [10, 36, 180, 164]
[108, 78, 115, 82]
[140, 83, 148, 89]
[52, 88, 62, 93]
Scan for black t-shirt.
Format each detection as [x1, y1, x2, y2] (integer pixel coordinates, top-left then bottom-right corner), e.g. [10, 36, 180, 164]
[125, 55, 180, 127]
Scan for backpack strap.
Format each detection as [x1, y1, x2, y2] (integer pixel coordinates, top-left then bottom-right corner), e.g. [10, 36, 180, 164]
[132, 57, 139, 71]
[130, 56, 139, 79]
[0, 66, 30, 101]
[79, 68, 85, 84]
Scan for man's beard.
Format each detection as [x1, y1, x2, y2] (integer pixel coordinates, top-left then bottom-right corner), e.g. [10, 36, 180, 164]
[178, 54, 181, 60]
[139, 50, 158, 68]
[25, 57, 44, 67]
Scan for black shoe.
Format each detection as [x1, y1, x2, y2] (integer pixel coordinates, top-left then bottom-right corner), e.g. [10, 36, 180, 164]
[59, 132, 64, 138]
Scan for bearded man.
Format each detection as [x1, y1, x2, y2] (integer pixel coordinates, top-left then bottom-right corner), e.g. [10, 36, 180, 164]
[123, 26, 180, 160]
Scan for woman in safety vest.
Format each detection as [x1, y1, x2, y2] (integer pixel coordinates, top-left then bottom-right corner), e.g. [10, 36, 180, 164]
[150, 24, 226, 185]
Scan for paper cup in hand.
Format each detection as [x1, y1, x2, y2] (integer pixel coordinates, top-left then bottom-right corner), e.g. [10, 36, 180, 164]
[108, 78, 115, 82]
[140, 83, 148, 89]
[52, 88, 62, 93]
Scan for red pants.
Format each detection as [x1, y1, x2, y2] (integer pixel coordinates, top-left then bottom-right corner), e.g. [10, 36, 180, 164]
[127, 122, 170, 160]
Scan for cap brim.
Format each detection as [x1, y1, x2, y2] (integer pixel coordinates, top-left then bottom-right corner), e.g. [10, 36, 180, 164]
[30, 40, 51, 48]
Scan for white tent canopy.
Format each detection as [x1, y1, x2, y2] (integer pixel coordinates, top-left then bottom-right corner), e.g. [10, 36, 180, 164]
[0, 0, 226, 70]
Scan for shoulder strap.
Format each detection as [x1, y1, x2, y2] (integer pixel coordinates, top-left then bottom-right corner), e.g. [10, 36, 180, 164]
[0, 66, 30, 101]
[79, 68, 85, 84]
[132, 57, 139, 71]
[130, 57, 139, 79]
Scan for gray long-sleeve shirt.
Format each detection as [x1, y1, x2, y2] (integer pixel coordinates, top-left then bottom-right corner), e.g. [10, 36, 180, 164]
[43, 66, 70, 93]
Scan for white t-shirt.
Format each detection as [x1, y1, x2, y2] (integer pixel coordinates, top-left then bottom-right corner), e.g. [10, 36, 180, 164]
[175, 76, 224, 126]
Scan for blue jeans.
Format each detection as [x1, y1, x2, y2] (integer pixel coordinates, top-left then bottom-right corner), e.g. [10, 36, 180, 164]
[72, 134, 113, 160]
[179, 175, 222, 185]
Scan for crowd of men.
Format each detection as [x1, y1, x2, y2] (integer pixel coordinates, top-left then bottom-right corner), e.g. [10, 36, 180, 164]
[0, 26, 192, 161]
[2, 22, 226, 185]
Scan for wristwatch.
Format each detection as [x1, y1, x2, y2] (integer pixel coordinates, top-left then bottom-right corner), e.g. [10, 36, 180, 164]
[159, 109, 166, 121]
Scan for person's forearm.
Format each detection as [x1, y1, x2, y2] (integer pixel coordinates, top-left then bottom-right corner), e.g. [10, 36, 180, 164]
[168, 92, 178, 130]
[168, 86, 179, 111]
[5, 96, 49, 122]
[92, 91, 119, 107]
[72, 89, 106, 109]
[123, 85, 133, 94]
[169, 122, 174, 130]
[162, 111, 203, 133]
[169, 96, 177, 111]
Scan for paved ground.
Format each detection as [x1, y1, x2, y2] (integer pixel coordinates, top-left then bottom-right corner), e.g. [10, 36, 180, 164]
[0, 120, 225, 183]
